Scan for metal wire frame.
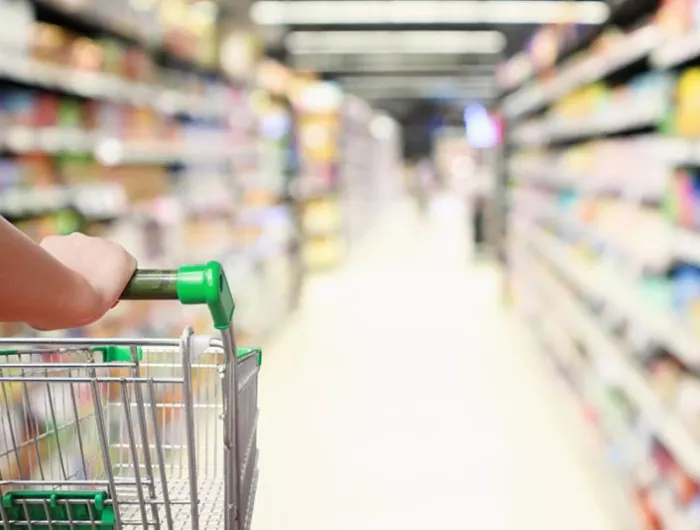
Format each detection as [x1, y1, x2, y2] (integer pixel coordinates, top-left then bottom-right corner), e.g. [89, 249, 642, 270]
[0, 329, 259, 530]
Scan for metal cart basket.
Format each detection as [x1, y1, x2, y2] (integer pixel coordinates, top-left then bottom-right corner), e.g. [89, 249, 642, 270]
[0, 263, 260, 530]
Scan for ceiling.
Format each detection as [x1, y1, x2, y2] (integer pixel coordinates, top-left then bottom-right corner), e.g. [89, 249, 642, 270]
[242, 0, 609, 157]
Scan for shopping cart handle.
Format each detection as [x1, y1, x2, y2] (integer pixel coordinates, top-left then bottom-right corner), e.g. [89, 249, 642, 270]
[121, 262, 235, 329]
[121, 270, 179, 300]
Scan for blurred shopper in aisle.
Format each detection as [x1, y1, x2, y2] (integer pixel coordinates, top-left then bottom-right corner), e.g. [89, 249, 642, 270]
[466, 151, 494, 256]
[412, 157, 436, 216]
[443, 150, 493, 256]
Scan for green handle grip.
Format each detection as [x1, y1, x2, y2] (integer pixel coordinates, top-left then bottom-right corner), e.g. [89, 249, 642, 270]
[121, 262, 235, 330]
[121, 270, 179, 300]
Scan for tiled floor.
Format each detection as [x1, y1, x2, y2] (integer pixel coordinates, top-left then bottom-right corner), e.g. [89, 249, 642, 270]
[252, 197, 629, 530]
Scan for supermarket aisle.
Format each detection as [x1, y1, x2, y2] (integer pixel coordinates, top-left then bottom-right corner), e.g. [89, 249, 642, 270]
[252, 197, 626, 530]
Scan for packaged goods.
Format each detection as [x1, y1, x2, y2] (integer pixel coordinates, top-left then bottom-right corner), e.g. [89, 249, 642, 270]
[648, 355, 683, 406]
[675, 69, 700, 137]
[677, 375, 700, 440]
[2, 89, 39, 126]
[671, 263, 700, 336]
[67, 36, 103, 72]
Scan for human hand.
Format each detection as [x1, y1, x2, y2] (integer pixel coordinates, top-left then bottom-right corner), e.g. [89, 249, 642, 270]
[37, 232, 137, 329]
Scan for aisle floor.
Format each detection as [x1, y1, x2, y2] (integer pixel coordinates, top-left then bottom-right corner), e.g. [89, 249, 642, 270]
[252, 198, 626, 530]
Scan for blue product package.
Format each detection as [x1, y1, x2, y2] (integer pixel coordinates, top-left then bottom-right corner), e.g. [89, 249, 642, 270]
[0, 89, 37, 123]
[692, 172, 700, 229]
[673, 266, 700, 325]
[0, 159, 19, 192]
[672, 266, 697, 317]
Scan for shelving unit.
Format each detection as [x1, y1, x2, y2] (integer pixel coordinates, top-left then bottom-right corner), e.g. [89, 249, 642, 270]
[293, 82, 402, 271]
[0, 0, 298, 344]
[502, 0, 700, 526]
[340, 96, 402, 248]
[0, 0, 308, 493]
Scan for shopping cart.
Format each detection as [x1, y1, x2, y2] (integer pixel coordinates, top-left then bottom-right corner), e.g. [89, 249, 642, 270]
[0, 262, 260, 530]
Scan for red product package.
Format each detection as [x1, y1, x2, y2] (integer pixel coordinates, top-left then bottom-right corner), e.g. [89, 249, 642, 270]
[124, 47, 155, 83]
[670, 464, 699, 504]
[32, 93, 60, 128]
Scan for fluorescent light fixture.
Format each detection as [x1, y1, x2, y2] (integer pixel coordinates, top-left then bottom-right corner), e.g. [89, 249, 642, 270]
[287, 30, 505, 54]
[251, 1, 609, 26]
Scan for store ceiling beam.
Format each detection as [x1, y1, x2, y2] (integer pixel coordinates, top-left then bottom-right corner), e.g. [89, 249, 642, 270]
[366, 94, 495, 104]
[286, 30, 505, 54]
[290, 53, 494, 71]
[321, 64, 497, 75]
[345, 85, 494, 98]
[339, 76, 496, 90]
[250, 0, 609, 26]
[345, 90, 495, 99]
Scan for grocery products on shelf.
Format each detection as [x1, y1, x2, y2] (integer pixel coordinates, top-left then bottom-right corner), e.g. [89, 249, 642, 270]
[497, 22, 590, 95]
[510, 136, 670, 198]
[294, 80, 345, 269]
[0, 1, 406, 497]
[341, 96, 402, 246]
[0, 2, 295, 343]
[503, 21, 662, 119]
[503, 0, 700, 526]
[33, 0, 219, 68]
[510, 70, 672, 145]
[292, 80, 403, 271]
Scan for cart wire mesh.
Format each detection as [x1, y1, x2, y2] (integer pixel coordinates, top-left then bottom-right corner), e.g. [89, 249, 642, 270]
[0, 329, 260, 530]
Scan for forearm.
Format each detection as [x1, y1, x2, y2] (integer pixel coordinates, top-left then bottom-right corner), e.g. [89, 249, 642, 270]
[0, 217, 93, 328]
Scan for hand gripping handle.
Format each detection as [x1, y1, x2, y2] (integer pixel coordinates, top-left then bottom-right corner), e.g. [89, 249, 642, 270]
[120, 262, 235, 330]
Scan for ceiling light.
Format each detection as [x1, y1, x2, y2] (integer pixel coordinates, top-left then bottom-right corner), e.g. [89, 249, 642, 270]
[251, 1, 609, 26]
[286, 30, 506, 54]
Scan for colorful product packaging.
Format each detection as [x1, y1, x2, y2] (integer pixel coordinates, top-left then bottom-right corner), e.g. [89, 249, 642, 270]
[2, 90, 39, 126]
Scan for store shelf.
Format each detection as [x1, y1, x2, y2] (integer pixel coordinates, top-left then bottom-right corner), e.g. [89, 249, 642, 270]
[653, 31, 700, 69]
[549, 99, 665, 142]
[0, 126, 238, 165]
[504, 26, 660, 120]
[103, 141, 237, 165]
[510, 99, 665, 146]
[528, 228, 700, 367]
[517, 232, 700, 481]
[516, 281, 647, 528]
[649, 489, 686, 529]
[509, 165, 609, 195]
[31, 0, 216, 76]
[658, 137, 700, 166]
[513, 186, 700, 270]
[0, 51, 222, 120]
[0, 182, 128, 219]
[33, 0, 158, 45]
[509, 165, 667, 203]
[673, 227, 700, 266]
[2, 126, 94, 153]
[503, 0, 700, 522]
